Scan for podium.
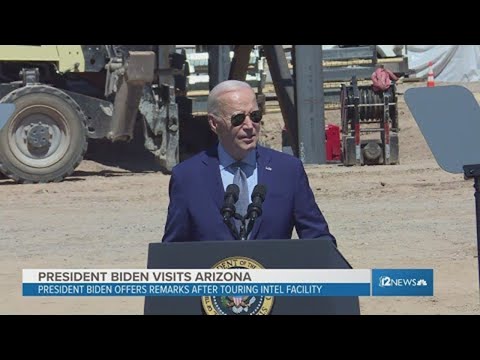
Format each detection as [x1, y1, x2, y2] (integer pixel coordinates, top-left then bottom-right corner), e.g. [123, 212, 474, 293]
[144, 238, 360, 315]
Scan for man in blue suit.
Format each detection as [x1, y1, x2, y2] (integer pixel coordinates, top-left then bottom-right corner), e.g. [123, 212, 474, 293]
[162, 80, 336, 245]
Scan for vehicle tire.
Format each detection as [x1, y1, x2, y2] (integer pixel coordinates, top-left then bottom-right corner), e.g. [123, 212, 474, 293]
[0, 85, 88, 183]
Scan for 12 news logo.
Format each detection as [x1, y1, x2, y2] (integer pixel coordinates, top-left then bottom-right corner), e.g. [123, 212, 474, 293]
[379, 276, 428, 287]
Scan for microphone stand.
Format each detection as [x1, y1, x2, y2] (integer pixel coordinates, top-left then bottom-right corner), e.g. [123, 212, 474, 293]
[234, 213, 247, 240]
[222, 211, 248, 240]
[224, 216, 240, 240]
[225, 206, 262, 241]
[245, 214, 257, 240]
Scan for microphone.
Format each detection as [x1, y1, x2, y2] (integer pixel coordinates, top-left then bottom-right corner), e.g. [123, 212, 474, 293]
[247, 184, 267, 220]
[221, 184, 239, 221]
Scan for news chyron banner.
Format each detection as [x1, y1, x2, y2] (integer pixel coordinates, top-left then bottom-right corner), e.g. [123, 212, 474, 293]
[23, 267, 434, 298]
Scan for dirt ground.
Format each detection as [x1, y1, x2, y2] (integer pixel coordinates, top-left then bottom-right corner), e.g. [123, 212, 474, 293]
[1, 81, 480, 315]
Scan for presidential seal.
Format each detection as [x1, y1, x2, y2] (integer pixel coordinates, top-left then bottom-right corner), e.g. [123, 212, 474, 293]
[201, 256, 274, 315]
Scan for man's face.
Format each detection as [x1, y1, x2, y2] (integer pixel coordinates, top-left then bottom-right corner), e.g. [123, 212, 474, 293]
[209, 87, 261, 160]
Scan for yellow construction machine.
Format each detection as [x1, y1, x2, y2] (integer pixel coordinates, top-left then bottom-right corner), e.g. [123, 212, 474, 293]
[0, 45, 189, 183]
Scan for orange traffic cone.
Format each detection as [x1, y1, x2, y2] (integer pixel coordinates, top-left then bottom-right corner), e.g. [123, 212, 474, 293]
[427, 61, 435, 87]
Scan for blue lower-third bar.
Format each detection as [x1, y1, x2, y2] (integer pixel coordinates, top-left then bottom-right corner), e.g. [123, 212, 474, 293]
[23, 283, 371, 297]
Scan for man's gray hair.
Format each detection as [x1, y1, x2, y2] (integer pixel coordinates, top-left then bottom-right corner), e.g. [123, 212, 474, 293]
[207, 80, 253, 115]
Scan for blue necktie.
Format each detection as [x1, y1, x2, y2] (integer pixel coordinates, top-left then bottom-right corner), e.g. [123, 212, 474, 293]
[231, 162, 249, 233]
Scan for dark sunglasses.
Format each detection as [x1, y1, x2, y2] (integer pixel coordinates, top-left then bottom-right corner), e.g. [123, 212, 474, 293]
[230, 110, 263, 127]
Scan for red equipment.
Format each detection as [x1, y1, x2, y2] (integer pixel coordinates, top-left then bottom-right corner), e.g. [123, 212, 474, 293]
[325, 124, 341, 162]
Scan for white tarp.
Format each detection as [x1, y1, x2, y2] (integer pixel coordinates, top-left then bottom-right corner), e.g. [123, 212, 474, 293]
[407, 45, 480, 82]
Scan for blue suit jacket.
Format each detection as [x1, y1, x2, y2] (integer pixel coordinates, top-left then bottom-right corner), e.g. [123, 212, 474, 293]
[162, 145, 336, 244]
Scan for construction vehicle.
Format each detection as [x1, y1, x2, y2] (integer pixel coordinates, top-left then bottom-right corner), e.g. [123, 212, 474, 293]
[0, 45, 191, 183]
[0, 45, 269, 184]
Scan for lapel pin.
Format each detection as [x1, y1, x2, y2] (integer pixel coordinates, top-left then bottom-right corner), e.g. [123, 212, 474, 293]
[265, 166, 272, 171]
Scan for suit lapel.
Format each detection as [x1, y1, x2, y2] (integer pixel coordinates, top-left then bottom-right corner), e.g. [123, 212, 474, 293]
[202, 146, 224, 211]
[250, 146, 273, 239]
